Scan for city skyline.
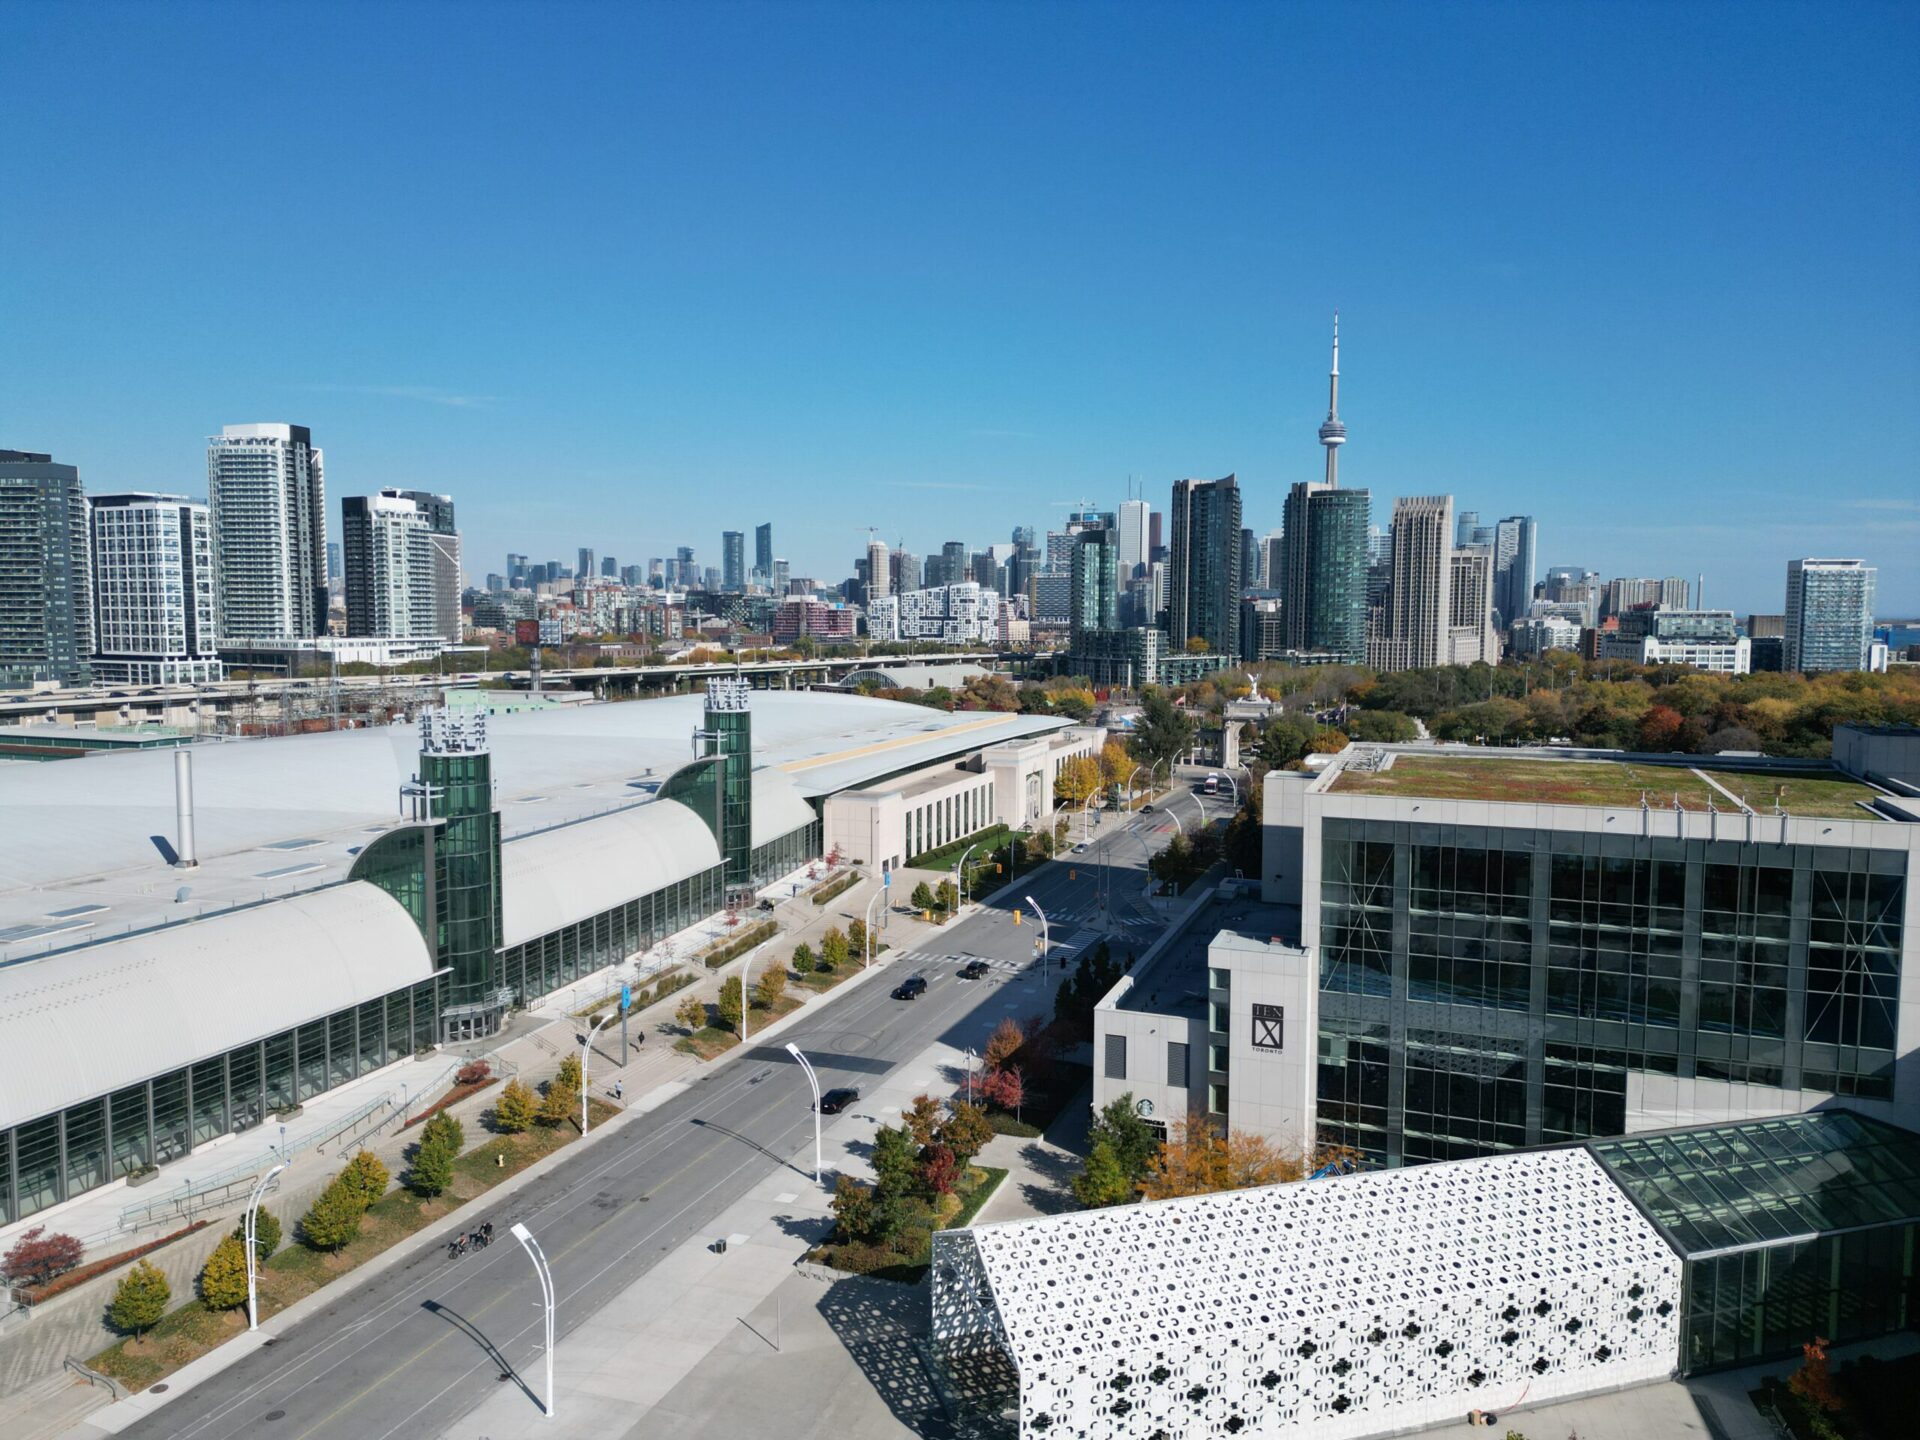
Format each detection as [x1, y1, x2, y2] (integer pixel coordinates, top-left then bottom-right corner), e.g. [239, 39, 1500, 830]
[4, 4, 1915, 615]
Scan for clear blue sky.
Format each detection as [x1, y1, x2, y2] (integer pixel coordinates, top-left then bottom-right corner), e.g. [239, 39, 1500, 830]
[5, 0, 1915, 616]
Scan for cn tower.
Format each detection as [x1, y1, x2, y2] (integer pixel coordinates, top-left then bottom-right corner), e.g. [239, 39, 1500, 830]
[1318, 312, 1346, 486]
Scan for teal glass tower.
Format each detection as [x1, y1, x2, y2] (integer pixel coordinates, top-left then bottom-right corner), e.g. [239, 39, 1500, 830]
[420, 708, 503, 1033]
[701, 676, 754, 888]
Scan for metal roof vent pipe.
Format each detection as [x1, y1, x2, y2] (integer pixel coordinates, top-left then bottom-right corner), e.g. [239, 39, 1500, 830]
[174, 748, 199, 869]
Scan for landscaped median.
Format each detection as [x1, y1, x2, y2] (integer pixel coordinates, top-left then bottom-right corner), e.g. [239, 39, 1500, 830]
[83, 1091, 617, 1393]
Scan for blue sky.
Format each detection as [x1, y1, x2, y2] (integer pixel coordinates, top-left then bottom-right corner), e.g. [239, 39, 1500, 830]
[4, 1, 1916, 615]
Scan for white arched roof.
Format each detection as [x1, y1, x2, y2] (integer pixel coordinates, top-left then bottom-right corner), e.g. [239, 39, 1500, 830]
[752, 768, 818, 847]
[0, 882, 435, 1132]
[499, 798, 721, 949]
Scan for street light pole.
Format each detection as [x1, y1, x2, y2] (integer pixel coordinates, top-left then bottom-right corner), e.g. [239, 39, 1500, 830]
[1023, 895, 1049, 966]
[580, 1013, 613, 1135]
[244, 1161, 288, 1332]
[953, 842, 980, 911]
[785, 1042, 824, 1182]
[509, 1222, 556, 1419]
[863, 885, 884, 968]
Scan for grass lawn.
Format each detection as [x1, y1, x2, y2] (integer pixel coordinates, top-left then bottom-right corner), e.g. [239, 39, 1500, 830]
[88, 1098, 617, 1392]
[1332, 756, 1721, 809]
[1696, 767, 1885, 820]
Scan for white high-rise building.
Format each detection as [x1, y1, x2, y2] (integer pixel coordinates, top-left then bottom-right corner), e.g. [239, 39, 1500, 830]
[206, 423, 327, 643]
[1117, 499, 1150, 580]
[1369, 494, 1453, 672]
[1785, 559, 1877, 673]
[1447, 545, 1499, 666]
[87, 493, 223, 685]
[873, 582, 999, 645]
[342, 493, 448, 643]
[866, 537, 891, 600]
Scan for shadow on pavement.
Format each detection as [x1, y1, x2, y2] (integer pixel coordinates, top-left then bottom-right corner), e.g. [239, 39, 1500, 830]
[817, 1275, 1016, 1439]
[421, 1300, 541, 1410]
[1013, 1142, 1081, 1217]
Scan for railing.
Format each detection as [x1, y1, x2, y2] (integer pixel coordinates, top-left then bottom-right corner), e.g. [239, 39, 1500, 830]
[116, 1047, 514, 1231]
[64, 1357, 128, 1399]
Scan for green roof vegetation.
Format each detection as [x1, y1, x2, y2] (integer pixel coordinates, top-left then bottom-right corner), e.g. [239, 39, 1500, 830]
[1328, 754, 1886, 820]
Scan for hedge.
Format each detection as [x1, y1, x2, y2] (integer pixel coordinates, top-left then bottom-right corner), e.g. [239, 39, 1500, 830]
[700, 919, 779, 969]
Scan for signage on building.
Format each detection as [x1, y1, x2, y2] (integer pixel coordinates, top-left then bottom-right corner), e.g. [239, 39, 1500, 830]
[1252, 1003, 1284, 1051]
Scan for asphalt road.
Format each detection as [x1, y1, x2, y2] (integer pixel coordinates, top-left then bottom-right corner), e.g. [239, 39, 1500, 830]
[119, 796, 1227, 1440]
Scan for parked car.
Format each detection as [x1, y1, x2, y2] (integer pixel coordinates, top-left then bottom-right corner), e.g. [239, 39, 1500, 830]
[815, 1086, 859, 1114]
[957, 960, 990, 981]
[892, 975, 928, 1000]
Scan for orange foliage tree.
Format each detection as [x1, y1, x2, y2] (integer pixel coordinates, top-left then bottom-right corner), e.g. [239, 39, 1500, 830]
[1139, 1119, 1359, 1200]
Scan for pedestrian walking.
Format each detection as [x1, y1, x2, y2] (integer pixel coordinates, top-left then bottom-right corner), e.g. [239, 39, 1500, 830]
[613, 1079, 624, 1101]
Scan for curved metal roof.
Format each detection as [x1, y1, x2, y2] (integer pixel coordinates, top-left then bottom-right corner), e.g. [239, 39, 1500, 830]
[752, 768, 818, 846]
[500, 797, 720, 949]
[0, 882, 435, 1132]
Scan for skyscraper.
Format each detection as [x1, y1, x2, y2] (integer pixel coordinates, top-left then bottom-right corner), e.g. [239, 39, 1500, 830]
[1319, 313, 1346, 485]
[722, 530, 746, 591]
[1785, 559, 1877, 673]
[1167, 474, 1242, 655]
[1491, 516, 1538, 628]
[754, 522, 773, 584]
[88, 493, 222, 684]
[1447, 545, 1498, 665]
[1279, 483, 1371, 663]
[866, 537, 890, 600]
[1369, 495, 1453, 672]
[1069, 524, 1119, 644]
[206, 423, 327, 642]
[507, 553, 529, 589]
[343, 493, 451, 641]
[1117, 499, 1149, 579]
[0, 450, 91, 687]
[578, 547, 595, 580]
[379, 489, 461, 642]
[602, 555, 619, 577]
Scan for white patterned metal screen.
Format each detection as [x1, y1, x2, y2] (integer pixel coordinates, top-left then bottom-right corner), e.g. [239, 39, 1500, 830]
[932, 1147, 1683, 1439]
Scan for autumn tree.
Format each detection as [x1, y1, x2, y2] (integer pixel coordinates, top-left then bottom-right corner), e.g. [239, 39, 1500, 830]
[1137, 1120, 1354, 1200]
[903, 1094, 942, 1148]
[676, 994, 707, 1032]
[300, 1178, 365, 1250]
[977, 1065, 1024, 1115]
[716, 975, 745, 1031]
[754, 964, 787, 1010]
[1053, 753, 1103, 806]
[846, 918, 867, 957]
[940, 1102, 995, 1167]
[493, 1078, 537, 1133]
[819, 927, 849, 970]
[198, 1234, 252, 1310]
[338, 1149, 390, 1211]
[1072, 1138, 1137, 1208]
[1, 1227, 84, 1288]
[983, 1017, 1024, 1074]
[109, 1260, 170, 1340]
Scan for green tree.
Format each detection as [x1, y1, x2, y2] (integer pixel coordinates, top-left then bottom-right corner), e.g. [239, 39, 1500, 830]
[198, 1234, 252, 1310]
[338, 1149, 390, 1212]
[234, 1206, 281, 1262]
[1345, 709, 1419, 743]
[753, 964, 787, 1010]
[676, 994, 707, 1032]
[1087, 1094, 1161, 1182]
[410, 1111, 465, 1193]
[300, 1180, 365, 1251]
[716, 975, 744, 1031]
[553, 1055, 582, 1096]
[108, 1260, 170, 1339]
[819, 927, 849, 970]
[1072, 1137, 1137, 1208]
[830, 1175, 881, 1244]
[936, 879, 958, 912]
[1255, 713, 1321, 769]
[870, 1123, 921, 1198]
[493, 1078, 537, 1133]
[845, 919, 867, 957]
[1128, 686, 1196, 774]
[910, 880, 936, 912]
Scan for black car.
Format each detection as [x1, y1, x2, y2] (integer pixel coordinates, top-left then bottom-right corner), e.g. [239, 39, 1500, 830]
[815, 1086, 859, 1114]
[1141, 803, 1156, 813]
[957, 960, 990, 980]
[892, 975, 927, 1000]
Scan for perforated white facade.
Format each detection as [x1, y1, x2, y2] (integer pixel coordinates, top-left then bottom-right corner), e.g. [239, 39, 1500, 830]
[931, 1146, 1683, 1440]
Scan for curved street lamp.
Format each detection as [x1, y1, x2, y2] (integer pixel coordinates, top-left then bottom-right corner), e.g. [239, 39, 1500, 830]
[580, 1013, 613, 1135]
[785, 1042, 824, 1182]
[244, 1161, 288, 1331]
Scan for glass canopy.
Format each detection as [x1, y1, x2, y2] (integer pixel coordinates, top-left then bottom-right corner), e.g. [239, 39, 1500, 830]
[1589, 1110, 1920, 1257]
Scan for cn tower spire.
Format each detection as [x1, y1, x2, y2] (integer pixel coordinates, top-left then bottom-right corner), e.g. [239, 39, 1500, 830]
[1318, 311, 1346, 486]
